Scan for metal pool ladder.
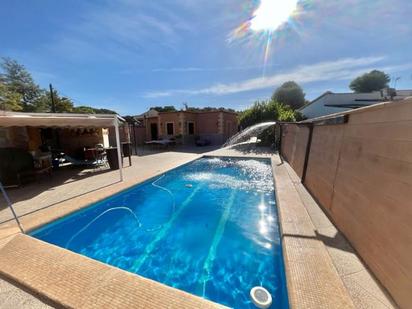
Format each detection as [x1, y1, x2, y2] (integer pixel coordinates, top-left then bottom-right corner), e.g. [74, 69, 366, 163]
[0, 182, 25, 233]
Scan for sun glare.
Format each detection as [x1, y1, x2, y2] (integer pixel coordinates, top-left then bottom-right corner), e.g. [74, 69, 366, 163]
[228, 0, 300, 76]
[250, 0, 298, 32]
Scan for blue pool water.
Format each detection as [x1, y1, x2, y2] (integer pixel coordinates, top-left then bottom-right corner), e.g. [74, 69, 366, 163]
[31, 157, 289, 308]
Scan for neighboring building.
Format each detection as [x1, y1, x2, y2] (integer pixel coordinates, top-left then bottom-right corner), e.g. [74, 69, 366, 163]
[299, 89, 412, 119]
[134, 109, 238, 145]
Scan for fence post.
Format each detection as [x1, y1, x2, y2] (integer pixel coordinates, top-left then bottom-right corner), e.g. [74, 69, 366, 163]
[301, 123, 314, 184]
[278, 123, 283, 155]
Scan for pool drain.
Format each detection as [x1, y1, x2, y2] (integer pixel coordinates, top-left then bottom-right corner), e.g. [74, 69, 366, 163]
[250, 286, 272, 308]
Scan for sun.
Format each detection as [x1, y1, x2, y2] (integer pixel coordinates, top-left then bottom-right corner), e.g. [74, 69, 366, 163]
[250, 0, 298, 32]
[228, 0, 300, 76]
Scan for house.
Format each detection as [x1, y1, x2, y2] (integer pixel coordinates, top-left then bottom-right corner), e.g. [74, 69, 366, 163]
[133, 109, 238, 145]
[299, 89, 412, 119]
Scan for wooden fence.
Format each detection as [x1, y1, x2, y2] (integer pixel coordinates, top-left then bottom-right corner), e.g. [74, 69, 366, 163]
[280, 99, 412, 308]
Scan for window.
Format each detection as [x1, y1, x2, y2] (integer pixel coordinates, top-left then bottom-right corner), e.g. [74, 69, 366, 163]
[187, 122, 195, 135]
[166, 122, 174, 135]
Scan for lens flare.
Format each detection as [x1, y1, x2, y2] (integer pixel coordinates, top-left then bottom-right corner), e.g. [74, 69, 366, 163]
[229, 0, 300, 76]
[250, 0, 298, 32]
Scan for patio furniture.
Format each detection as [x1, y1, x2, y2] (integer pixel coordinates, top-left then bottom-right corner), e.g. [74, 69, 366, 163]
[195, 137, 211, 146]
[33, 153, 52, 171]
[95, 144, 108, 166]
[122, 142, 132, 166]
[0, 148, 52, 187]
[144, 139, 176, 149]
[63, 154, 97, 167]
[106, 147, 123, 170]
[84, 144, 107, 167]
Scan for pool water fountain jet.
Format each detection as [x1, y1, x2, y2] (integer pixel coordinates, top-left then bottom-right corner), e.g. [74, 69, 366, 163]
[222, 122, 277, 148]
[65, 206, 142, 249]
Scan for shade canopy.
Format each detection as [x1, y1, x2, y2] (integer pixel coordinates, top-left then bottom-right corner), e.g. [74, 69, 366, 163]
[0, 111, 124, 128]
[0, 111, 126, 182]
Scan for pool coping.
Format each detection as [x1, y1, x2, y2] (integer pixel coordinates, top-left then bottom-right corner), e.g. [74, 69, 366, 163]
[0, 153, 355, 308]
[271, 155, 355, 308]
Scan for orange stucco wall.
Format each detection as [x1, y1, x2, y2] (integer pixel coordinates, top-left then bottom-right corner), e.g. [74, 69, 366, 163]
[139, 111, 238, 145]
[158, 112, 180, 137]
[196, 112, 220, 135]
[131, 126, 146, 145]
[222, 112, 238, 141]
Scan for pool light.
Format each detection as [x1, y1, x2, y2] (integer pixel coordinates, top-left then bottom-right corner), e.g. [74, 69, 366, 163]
[250, 286, 273, 308]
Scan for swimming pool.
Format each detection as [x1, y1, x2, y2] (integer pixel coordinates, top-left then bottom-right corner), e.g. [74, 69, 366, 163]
[31, 157, 289, 308]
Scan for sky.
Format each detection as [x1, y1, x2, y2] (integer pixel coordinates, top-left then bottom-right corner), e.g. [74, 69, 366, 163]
[1, 0, 411, 115]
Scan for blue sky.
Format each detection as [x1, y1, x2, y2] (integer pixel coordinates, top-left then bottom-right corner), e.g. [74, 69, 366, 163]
[1, 0, 411, 115]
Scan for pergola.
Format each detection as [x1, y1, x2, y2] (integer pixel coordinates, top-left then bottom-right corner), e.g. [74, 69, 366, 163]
[0, 111, 126, 181]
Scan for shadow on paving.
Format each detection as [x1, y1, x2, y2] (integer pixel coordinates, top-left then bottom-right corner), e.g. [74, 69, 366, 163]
[282, 230, 355, 254]
[0, 166, 118, 223]
[0, 181, 120, 225]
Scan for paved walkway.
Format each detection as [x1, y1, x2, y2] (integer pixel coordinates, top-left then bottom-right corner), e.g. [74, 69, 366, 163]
[0, 278, 52, 309]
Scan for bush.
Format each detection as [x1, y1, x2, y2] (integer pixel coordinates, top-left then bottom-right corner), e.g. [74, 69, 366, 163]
[237, 99, 302, 148]
[238, 99, 300, 129]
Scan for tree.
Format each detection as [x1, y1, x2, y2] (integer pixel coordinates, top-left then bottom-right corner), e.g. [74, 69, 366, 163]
[0, 57, 41, 110]
[31, 89, 74, 113]
[55, 96, 74, 113]
[72, 106, 96, 114]
[92, 108, 116, 114]
[272, 81, 305, 110]
[185, 106, 236, 113]
[152, 106, 177, 112]
[122, 115, 138, 124]
[349, 70, 390, 93]
[237, 99, 302, 147]
[0, 81, 23, 111]
[0, 58, 119, 114]
[238, 99, 301, 128]
[31, 90, 51, 112]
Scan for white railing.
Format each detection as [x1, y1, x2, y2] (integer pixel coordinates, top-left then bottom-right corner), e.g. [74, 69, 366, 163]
[0, 182, 25, 233]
